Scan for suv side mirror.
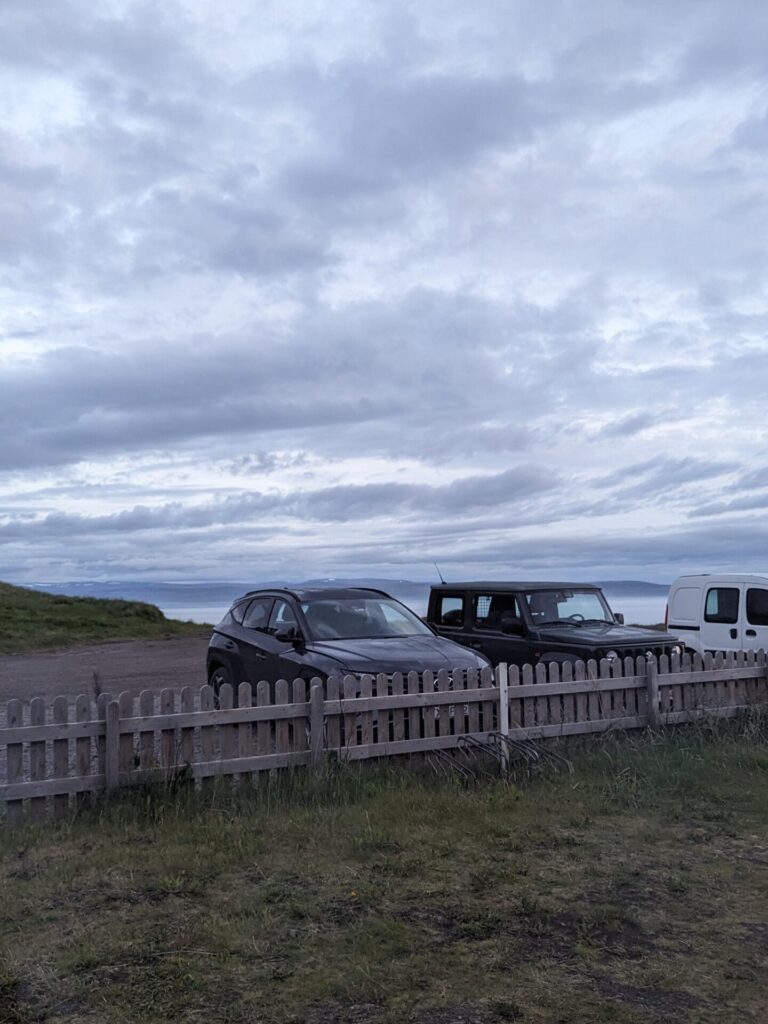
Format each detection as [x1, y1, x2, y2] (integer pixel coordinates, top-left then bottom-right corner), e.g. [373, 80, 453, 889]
[500, 614, 524, 636]
[275, 626, 302, 644]
[614, 612, 625, 625]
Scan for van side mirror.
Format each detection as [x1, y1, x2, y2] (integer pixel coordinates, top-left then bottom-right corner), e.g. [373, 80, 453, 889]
[500, 614, 524, 636]
[614, 612, 624, 625]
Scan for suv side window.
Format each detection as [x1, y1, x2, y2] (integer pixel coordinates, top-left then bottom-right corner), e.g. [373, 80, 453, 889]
[437, 594, 464, 627]
[268, 598, 299, 634]
[474, 593, 521, 630]
[746, 588, 768, 626]
[704, 587, 739, 624]
[242, 597, 272, 631]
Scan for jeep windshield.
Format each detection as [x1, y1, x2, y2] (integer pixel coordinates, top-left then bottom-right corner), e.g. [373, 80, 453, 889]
[300, 597, 433, 641]
[524, 589, 614, 627]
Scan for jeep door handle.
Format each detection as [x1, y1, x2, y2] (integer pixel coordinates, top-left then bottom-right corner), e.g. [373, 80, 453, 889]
[746, 629, 757, 637]
[224, 640, 236, 650]
[729, 628, 738, 639]
[466, 641, 483, 650]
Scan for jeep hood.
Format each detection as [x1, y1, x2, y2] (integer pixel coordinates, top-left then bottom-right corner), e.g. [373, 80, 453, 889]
[308, 634, 488, 673]
[535, 622, 677, 648]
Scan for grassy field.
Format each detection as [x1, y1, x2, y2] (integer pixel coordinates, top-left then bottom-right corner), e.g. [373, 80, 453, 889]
[1, 720, 767, 1023]
[0, 582, 207, 655]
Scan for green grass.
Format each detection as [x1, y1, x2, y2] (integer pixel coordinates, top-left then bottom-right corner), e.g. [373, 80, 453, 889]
[0, 581, 208, 655]
[2, 719, 768, 1023]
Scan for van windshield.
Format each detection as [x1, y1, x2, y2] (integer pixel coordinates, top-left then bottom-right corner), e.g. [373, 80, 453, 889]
[524, 589, 614, 626]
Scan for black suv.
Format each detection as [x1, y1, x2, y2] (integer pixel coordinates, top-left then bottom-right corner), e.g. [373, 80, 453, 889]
[427, 581, 681, 668]
[207, 586, 490, 694]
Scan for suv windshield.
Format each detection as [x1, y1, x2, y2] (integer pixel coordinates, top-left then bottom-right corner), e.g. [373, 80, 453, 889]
[524, 589, 614, 626]
[301, 597, 432, 640]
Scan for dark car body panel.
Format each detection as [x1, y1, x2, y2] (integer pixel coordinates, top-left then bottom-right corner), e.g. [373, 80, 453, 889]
[207, 586, 490, 690]
[427, 581, 680, 668]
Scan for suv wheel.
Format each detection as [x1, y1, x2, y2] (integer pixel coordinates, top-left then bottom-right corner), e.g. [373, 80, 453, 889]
[209, 664, 233, 707]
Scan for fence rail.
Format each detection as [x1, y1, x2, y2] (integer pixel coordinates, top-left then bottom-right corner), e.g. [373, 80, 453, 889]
[2, 650, 767, 825]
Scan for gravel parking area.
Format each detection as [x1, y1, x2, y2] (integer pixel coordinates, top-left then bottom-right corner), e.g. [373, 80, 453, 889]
[0, 634, 210, 705]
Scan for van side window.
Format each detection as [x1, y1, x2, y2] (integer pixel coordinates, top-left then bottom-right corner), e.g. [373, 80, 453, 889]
[746, 589, 768, 626]
[437, 595, 464, 627]
[704, 587, 739, 624]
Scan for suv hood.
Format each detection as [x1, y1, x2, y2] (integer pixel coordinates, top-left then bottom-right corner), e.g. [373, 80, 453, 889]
[535, 621, 677, 648]
[308, 634, 488, 673]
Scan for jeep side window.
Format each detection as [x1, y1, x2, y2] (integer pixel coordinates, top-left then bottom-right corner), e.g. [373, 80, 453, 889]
[437, 595, 464, 627]
[704, 587, 739, 624]
[474, 594, 521, 630]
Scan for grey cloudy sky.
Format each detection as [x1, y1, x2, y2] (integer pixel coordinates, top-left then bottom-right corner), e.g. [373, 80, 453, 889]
[1, 0, 767, 584]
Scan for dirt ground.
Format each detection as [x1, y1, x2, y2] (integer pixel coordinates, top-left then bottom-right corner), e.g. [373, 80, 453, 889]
[0, 634, 211, 704]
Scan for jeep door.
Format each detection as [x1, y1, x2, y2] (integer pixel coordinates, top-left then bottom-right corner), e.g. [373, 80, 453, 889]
[470, 592, 531, 667]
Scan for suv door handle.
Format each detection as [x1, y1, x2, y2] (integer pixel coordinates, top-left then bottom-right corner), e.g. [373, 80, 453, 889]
[224, 640, 236, 650]
[746, 629, 757, 637]
[466, 641, 483, 650]
[729, 628, 738, 639]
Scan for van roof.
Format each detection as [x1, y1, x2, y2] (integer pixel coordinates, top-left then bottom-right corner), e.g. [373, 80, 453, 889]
[673, 573, 768, 585]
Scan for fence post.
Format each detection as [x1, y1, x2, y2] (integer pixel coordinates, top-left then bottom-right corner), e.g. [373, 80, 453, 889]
[310, 680, 325, 772]
[497, 663, 509, 773]
[646, 657, 660, 729]
[105, 700, 120, 791]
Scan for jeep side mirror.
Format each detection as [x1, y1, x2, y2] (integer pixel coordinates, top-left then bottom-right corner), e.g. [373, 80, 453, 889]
[500, 615, 524, 636]
[614, 612, 625, 625]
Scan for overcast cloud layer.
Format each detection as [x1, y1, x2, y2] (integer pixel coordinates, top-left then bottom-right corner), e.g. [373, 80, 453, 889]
[1, 0, 767, 585]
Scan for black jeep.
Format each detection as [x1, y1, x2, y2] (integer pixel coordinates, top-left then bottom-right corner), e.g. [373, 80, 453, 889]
[426, 581, 681, 668]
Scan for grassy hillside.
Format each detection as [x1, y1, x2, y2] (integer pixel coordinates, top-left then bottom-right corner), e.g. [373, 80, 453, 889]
[1, 721, 767, 1023]
[0, 581, 208, 655]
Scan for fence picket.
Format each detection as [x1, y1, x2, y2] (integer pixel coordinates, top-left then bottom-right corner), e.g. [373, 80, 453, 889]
[548, 662, 562, 728]
[53, 696, 70, 820]
[6, 699, 23, 825]
[407, 671, 421, 741]
[30, 697, 47, 822]
[436, 668, 451, 737]
[75, 694, 92, 809]
[237, 683, 253, 771]
[522, 663, 535, 728]
[161, 688, 176, 775]
[376, 673, 391, 744]
[391, 672, 405, 742]
[255, 682, 271, 767]
[573, 661, 587, 722]
[200, 685, 215, 789]
[343, 676, 358, 749]
[560, 660, 575, 722]
[119, 692, 134, 779]
[219, 683, 235, 777]
[139, 690, 156, 771]
[292, 679, 308, 753]
[586, 660, 600, 721]
[422, 671, 436, 740]
[507, 665, 521, 729]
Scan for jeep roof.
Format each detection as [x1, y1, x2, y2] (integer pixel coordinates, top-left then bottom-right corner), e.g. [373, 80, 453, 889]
[430, 581, 601, 592]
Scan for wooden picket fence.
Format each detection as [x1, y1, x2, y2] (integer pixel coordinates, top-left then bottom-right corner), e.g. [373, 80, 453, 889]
[1, 649, 767, 826]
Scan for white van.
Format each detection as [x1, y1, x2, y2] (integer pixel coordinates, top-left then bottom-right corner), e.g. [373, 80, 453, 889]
[666, 574, 768, 655]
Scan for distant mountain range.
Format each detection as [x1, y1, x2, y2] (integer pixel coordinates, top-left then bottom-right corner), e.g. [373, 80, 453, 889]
[26, 577, 670, 608]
